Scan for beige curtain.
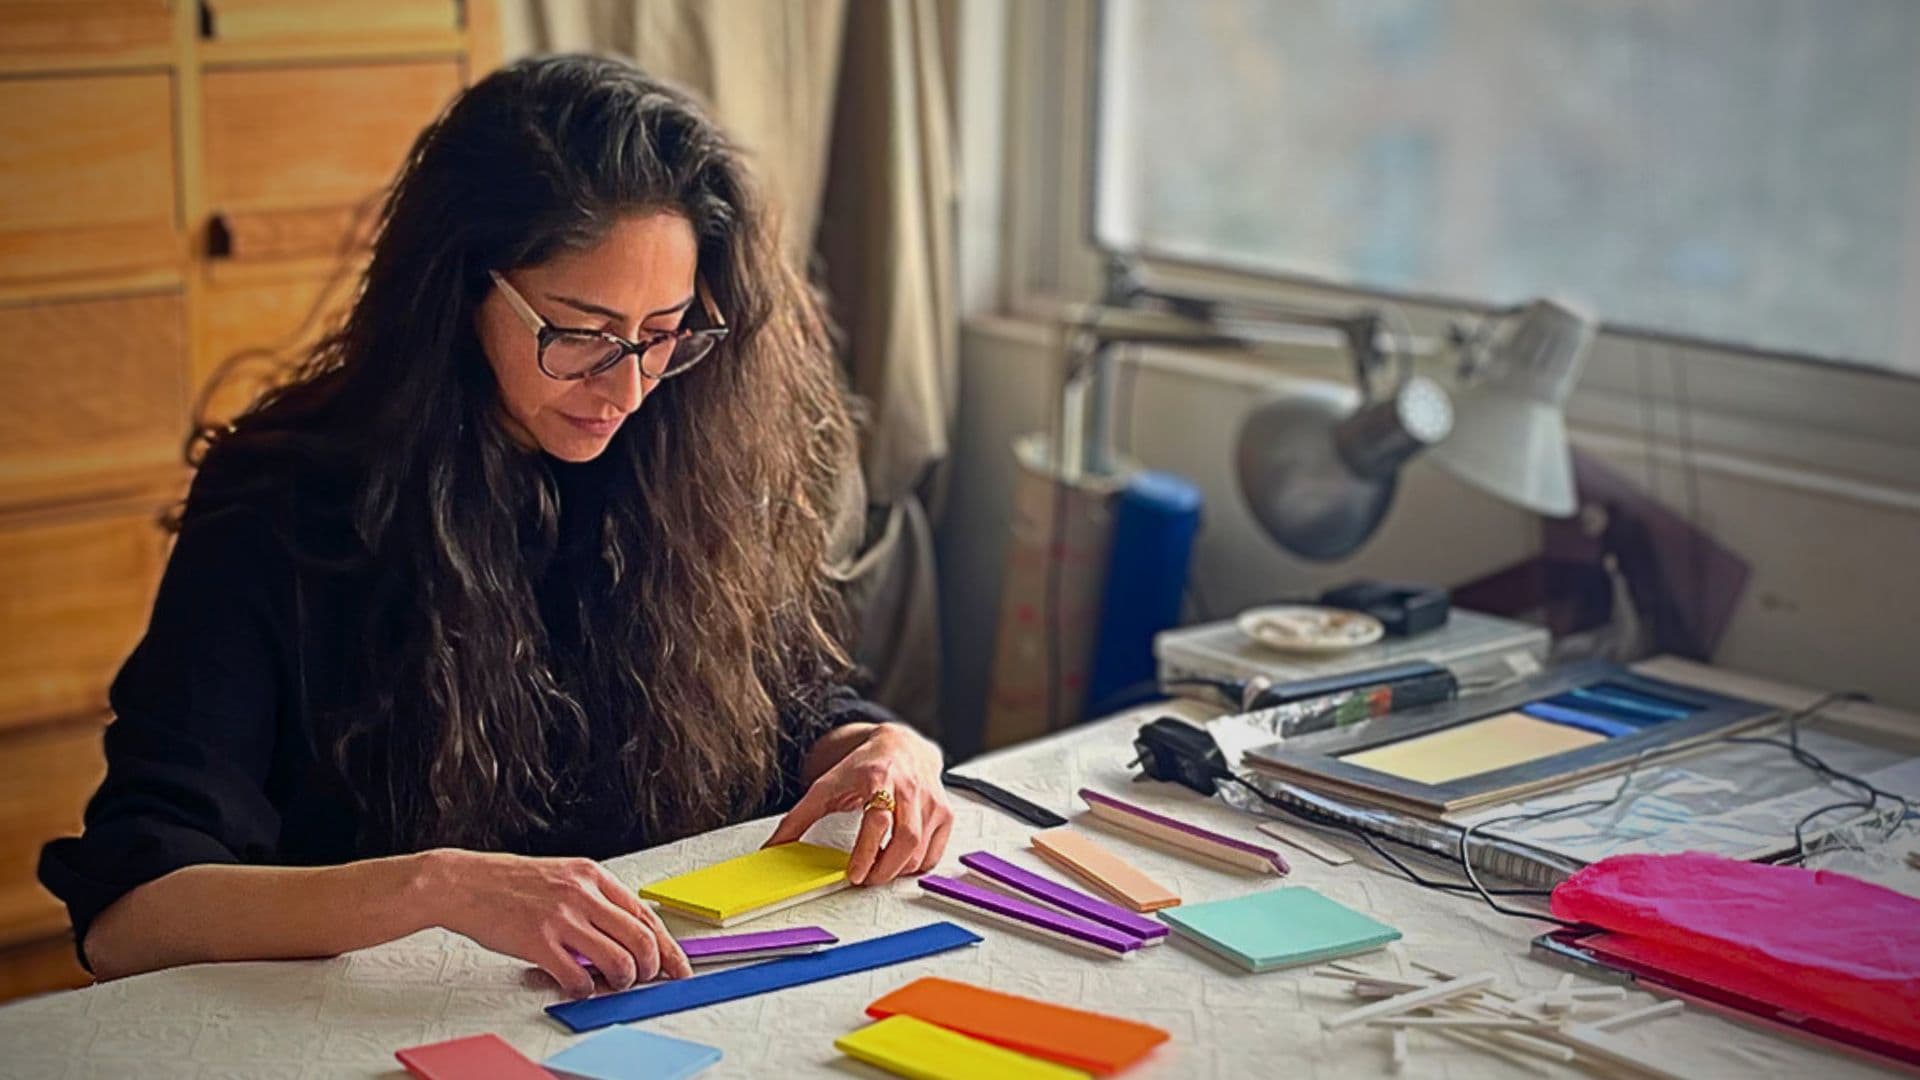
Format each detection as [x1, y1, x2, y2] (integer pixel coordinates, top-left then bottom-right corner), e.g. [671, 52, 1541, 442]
[505, 1, 958, 739]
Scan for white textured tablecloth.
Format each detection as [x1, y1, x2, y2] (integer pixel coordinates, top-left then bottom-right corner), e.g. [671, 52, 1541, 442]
[0, 706, 1902, 1079]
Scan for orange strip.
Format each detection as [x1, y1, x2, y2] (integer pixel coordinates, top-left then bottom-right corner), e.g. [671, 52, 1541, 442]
[1031, 828, 1179, 912]
[867, 977, 1169, 1076]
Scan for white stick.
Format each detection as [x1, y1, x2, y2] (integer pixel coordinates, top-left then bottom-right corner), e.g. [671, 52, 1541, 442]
[1583, 998, 1684, 1033]
[1426, 1028, 1553, 1075]
[1313, 968, 1427, 994]
[1459, 992, 1526, 1017]
[1555, 1024, 1691, 1080]
[1486, 1030, 1578, 1064]
[1407, 961, 1523, 1010]
[1390, 1027, 1408, 1073]
[1354, 982, 1428, 1000]
[1369, 1016, 1541, 1031]
[1323, 973, 1496, 1031]
[1568, 986, 1627, 1002]
[1325, 960, 1400, 979]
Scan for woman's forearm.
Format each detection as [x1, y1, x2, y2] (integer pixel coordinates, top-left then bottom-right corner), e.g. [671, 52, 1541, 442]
[82, 851, 442, 981]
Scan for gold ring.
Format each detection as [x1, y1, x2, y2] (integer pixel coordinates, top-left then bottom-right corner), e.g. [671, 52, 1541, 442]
[863, 789, 895, 813]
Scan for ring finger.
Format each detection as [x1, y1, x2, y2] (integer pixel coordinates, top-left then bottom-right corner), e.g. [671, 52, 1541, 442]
[849, 796, 895, 884]
[868, 797, 925, 885]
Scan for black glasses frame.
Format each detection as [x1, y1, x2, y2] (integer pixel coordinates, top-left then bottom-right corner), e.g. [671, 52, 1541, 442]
[489, 270, 730, 382]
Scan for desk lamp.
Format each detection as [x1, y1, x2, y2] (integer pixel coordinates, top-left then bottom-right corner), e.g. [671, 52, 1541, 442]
[1058, 261, 1599, 560]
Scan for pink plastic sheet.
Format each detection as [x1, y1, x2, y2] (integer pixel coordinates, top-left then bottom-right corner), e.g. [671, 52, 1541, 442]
[1551, 852, 1920, 1045]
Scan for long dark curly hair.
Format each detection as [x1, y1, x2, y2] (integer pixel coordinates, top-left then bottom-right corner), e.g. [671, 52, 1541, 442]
[185, 54, 856, 851]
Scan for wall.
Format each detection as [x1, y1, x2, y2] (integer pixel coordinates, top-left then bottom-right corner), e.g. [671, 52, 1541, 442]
[937, 315, 1920, 748]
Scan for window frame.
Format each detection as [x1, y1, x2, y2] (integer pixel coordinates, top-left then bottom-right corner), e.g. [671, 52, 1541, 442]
[980, 0, 1920, 505]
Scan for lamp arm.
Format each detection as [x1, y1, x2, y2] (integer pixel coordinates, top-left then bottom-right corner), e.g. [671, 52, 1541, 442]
[1116, 283, 1400, 397]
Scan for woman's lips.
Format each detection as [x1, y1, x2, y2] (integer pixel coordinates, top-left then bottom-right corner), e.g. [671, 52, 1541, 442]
[560, 413, 624, 437]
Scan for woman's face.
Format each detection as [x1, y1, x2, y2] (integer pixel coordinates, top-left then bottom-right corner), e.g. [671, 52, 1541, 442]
[475, 211, 700, 462]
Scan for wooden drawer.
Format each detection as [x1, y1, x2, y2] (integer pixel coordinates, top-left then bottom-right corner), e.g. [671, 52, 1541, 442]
[0, 510, 167, 731]
[0, 716, 107, 950]
[201, 60, 460, 216]
[0, 1, 174, 70]
[0, 73, 179, 283]
[0, 290, 189, 511]
[211, 205, 376, 263]
[203, 0, 459, 45]
[196, 256, 360, 423]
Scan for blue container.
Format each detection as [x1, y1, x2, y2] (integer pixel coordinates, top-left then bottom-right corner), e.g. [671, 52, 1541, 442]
[1084, 470, 1203, 718]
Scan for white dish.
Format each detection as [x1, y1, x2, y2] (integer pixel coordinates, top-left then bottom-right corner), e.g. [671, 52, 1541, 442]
[1236, 605, 1385, 654]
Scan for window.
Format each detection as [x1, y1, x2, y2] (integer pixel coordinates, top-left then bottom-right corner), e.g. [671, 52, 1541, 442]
[1095, 0, 1920, 375]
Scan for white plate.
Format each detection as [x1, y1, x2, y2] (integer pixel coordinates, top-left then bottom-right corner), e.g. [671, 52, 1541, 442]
[1236, 605, 1385, 654]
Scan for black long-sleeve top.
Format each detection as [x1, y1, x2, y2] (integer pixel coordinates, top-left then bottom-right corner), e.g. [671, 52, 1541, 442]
[38, 448, 887, 964]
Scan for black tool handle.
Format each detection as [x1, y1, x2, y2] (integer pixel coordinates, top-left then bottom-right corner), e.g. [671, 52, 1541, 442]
[940, 771, 1068, 828]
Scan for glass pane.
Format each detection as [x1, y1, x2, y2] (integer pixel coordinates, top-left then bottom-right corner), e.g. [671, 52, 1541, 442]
[543, 333, 622, 377]
[1096, 0, 1920, 374]
[662, 334, 717, 376]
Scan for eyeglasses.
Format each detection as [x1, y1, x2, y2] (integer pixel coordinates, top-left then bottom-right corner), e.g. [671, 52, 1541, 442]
[489, 270, 729, 381]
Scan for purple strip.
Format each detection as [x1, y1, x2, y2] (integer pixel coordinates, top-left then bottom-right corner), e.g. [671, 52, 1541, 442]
[919, 874, 1139, 953]
[572, 926, 839, 969]
[958, 851, 1167, 943]
[1080, 788, 1290, 874]
[678, 926, 839, 960]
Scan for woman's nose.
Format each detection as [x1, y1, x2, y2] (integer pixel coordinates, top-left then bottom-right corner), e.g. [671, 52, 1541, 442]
[590, 352, 656, 412]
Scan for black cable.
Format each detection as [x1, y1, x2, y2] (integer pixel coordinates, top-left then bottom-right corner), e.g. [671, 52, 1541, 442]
[1719, 689, 1915, 862]
[1776, 800, 1880, 866]
[1220, 774, 1578, 927]
[1723, 747, 1911, 859]
[1456, 753, 1654, 924]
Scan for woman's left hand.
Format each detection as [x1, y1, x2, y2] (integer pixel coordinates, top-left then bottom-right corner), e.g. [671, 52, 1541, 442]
[763, 724, 953, 885]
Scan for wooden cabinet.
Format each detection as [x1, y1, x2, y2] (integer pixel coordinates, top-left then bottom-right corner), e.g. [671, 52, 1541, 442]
[203, 61, 462, 214]
[196, 256, 363, 424]
[0, 509, 170, 730]
[202, 0, 460, 44]
[0, 0, 499, 1002]
[0, 73, 179, 282]
[0, 289, 189, 508]
[0, 2, 174, 72]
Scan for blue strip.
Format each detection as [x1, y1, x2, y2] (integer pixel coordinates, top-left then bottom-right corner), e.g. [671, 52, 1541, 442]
[1571, 684, 1695, 721]
[1545, 692, 1662, 728]
[545, 921, 982, 1032]
[1522, 702, 1638, 738]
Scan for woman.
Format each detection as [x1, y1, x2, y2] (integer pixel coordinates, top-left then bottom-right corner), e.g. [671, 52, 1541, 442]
[38, 54, 951, 996]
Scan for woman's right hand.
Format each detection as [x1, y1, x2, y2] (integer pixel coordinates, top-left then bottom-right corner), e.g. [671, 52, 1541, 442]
[418, 849, 691, 997]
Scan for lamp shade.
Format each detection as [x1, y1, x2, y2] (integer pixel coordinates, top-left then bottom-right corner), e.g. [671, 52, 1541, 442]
[1236, 376, 1452, 561]
[1429, 298, 1596, 517]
